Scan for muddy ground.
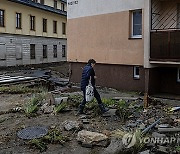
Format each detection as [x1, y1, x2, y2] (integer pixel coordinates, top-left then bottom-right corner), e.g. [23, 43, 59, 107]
[0, 62, 179, 154]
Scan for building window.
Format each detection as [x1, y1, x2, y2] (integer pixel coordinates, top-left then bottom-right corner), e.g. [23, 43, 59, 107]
[30, 44, 35, 59]
[0, 44, 6, 60]
[0, 9, 5, 27]
[16, 45, 22, 60]
[62, 45, 66, 57]
[62, 22, 66, 35]
[53, 20, 57, 33]
[40, 0, 44, 4]
[43, 45, 47, 58]
[53, 45, 57, 58]
[61, 3, 65, 11]
[177, 68, 180, 82]
[43, 18, 47, 32]
[133, 66, 140, 79]
[54, 0, 57, 9]
[131, 10, 142, 38]
[30, 15, 35, 30]
[16, 13, 21, 29]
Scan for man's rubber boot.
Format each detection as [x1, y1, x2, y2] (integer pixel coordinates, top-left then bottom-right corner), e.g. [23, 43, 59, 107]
[99, 103, 109, 113]
[77, 104, 85, 115]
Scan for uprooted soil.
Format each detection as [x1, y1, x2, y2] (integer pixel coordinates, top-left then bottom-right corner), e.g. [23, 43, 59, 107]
[0, 63, 180, 154]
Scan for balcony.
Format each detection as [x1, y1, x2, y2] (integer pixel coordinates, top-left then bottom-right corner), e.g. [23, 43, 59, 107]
[150, 0, 180, 62]
[150, 30, 180, 61]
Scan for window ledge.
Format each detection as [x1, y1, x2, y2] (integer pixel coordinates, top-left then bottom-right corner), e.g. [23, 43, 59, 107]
[129, 36, 142, 40]
[133, 77, 140, 80]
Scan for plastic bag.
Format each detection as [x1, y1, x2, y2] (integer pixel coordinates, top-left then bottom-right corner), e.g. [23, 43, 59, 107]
[85, 80, 94, 102]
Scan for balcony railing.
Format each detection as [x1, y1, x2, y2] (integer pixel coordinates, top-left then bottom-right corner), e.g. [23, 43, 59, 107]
[150, 30, 180, 61]
[150, 0, 180, 61]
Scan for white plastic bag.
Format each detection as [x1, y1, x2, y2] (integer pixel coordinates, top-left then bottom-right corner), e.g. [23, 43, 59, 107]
[85, 80, 94, 102]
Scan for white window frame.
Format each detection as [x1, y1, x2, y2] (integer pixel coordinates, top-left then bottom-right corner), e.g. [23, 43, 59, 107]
[177, 68, 180, 82]
[131, 9, 142, 38]
[133, 66, 140, 79]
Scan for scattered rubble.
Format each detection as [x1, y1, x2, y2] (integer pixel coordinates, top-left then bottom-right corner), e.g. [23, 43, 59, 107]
[101, 138, 123, 154]
[0, 66, 179, 153]
[77, 130, 110, 148]
[63, 120, 82, 131]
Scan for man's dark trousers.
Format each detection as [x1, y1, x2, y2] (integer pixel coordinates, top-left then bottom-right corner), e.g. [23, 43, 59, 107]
[79, 87, 106, 113]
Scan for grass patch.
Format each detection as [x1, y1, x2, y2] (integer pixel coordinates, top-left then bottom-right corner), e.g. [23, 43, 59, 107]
[0, 85, 44, 94]
[68, 94, 83, 108]
[116, 100, 132, 122]
[28, 139, 47, 152]
[28, 128, 69, 152]
[24, 92, 47, 116]
[175, 146, 180, 152]
[102, 98, 116, 107]
[42, 128, 68, 144]
[54, 102, 68, 114]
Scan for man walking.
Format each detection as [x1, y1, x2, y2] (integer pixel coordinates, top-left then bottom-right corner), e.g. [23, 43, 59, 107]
[78, 59, 108, 114]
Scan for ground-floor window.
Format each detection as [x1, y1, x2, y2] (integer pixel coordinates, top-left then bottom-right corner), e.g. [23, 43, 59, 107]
[0, 44, 6, 60]
[62, 45, 66, 57]
[16, 45, 22, 60]
[133, 66, 140, 79]
[30, 44, 35, 59]
[43, 45, 47, 58]
[177, 68, 180, 82]
[53, 45, 57, 58]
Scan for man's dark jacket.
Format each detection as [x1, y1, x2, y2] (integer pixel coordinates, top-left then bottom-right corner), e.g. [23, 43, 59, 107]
[81, 64, 95, 90]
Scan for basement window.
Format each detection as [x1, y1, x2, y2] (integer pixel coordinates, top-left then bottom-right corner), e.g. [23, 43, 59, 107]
[177, 68, 180, 82]
[133, 66, 140, 79]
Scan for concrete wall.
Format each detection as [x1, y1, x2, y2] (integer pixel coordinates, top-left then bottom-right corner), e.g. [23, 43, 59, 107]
[70, 62, 145, 92]
[67, 0, 145, 66]
[67, 0, 144, 19]
[0, 34, 67, 66]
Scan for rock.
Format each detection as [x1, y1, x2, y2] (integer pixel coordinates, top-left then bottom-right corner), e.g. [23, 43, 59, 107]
[158, 127, 180, 133]
[139, 123, 146, 130]
[127, 122, 138, 128]
[102, 130, 111, 137]
[160, 117, 174, 125]
[40, 102, 49, 111]
[46, 92, 55, 105]
[77, 130, 109, 147]
[63, 120, 81, 131]
[157, 145, 169, 153]
[100, 138, 123, 154]
[55, 97, 68, 106]
[139, 150, 150, 154]
[44, 105, 55, 114]
[158, 124, 170, 128]
[174, 119, 180, 123]
[148, 117, 155, 124]
[170, 115, 177, 120]
[82, 119, 90, 124]
[102, 109, 117, 117]
[152, 132, 166, 138]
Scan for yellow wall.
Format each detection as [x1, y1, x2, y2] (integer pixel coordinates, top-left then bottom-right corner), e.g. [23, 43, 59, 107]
[0, 0, 67, 38]
[67, 11, 144, 65]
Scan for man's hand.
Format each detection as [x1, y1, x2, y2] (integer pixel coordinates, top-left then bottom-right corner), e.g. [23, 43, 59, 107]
[94, 76, 97, 79]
